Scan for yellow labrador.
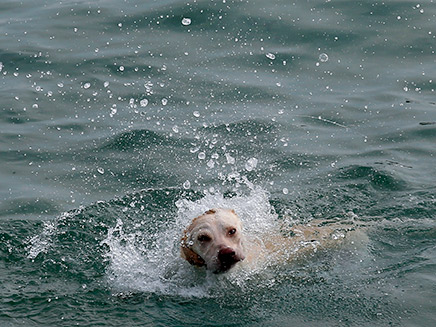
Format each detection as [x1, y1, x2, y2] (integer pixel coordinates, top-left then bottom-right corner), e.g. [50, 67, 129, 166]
[181, 208, 358, 273]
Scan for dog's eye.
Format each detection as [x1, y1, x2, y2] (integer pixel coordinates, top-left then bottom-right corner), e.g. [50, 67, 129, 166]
[228, 228, 237, 236]
[198, 234, 211, 242]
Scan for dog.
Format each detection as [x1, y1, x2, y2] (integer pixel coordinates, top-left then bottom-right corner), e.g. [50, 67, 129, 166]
[181, 208, 359, 273]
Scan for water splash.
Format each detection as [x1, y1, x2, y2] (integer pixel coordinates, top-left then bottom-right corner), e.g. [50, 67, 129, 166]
[102, 184, 280, 297]
[27, 208, 85, 260]
[26, 182, 370, 300]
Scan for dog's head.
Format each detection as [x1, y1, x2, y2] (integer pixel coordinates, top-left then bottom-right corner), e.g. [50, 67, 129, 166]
[181, 208, 246, 273]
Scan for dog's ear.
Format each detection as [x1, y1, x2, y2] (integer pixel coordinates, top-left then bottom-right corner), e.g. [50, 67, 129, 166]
[180, 233, 205, 267]
[181, 246, 206, 267]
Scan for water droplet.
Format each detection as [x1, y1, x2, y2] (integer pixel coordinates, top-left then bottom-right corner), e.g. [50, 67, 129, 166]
[104, 81, 110, 88]
[83, 83, 91, 89]
[172, 125, 179, 133]
[282, 188, 289, 195]
[182, 18, 191, 26]
[225, 153, 235, 164]
[183, 180, 191, 189]
[140, 98, 148, 107]
[97, 167, 105, 174]
[319, 53, 329, 62]
[245, 158, 258, 171]
[207, 159, 215, 168]
[57, 82, 64, 88]
[144, 81, 153, 95]
[198, 152, 206, 160]
[266, 53, 276, 60]
[161, 98, 168, 106]
[110, 107, 117, 117]
[32, 104, 39, 109]
[119, 66, 125, 72]
[193, 111, 200, 117]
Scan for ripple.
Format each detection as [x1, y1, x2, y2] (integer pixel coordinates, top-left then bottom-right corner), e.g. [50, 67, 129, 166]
[101, 128, 189, 151]
[0, 197, 59, 218]
[337, 165, 406, 191]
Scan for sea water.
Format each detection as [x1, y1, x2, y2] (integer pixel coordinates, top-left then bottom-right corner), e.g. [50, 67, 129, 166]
[1, 0, 435, 326]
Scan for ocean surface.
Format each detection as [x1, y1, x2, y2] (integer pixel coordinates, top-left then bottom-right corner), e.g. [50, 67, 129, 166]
[1, 0, 436, 326]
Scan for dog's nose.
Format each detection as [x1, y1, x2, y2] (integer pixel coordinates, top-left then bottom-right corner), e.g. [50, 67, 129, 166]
[218, 247, 235, 257]
[217, 247, 240, 265]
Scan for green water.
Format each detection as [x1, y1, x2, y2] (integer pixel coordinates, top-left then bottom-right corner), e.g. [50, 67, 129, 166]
[1, 0, 435, 326]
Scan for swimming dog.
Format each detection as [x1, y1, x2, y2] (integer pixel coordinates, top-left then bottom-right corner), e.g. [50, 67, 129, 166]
[181, 208, 357, 273]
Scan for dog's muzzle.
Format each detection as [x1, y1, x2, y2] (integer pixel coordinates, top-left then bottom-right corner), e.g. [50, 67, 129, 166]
[214, 247, 244, 273]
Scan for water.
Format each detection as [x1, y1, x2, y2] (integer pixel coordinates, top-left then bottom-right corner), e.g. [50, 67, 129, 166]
[1, 0, 435, 326]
